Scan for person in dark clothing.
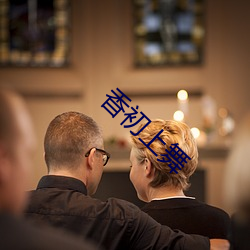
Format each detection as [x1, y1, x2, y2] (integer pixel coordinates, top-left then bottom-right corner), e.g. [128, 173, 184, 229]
[230, 211, 250, 250]
[130, 119, 230, 239]
[224, 113, 250, 250]
[0, 212, 98, 250]
[142, 198, 230, 239]
[25, 111, 229, 250]
[0, 90, 98, 250]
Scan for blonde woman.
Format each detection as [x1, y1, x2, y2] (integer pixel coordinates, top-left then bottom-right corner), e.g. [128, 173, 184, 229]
[130, 119, 230, 239]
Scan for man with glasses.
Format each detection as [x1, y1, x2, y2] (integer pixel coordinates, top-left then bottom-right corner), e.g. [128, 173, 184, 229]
[25, 111, 229, 250]
[0, 92, 98, 250]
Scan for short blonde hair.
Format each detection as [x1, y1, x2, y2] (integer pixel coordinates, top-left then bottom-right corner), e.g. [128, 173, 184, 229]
[131, 119, 198, 190]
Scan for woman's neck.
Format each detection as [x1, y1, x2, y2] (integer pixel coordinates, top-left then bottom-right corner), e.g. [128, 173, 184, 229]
[147, 186, 185, 202]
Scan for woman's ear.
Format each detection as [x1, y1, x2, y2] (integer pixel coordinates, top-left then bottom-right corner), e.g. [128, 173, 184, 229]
[144, 158, 154, 178]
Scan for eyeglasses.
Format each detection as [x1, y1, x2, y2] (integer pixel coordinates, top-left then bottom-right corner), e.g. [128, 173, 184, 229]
[85, 147, 111, 166]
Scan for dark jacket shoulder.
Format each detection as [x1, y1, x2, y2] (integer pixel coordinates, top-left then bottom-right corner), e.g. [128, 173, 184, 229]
[142, 198, 230, 239]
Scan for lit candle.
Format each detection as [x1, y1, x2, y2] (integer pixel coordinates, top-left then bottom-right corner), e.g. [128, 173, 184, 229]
[191, 127, 200, 139]
[177, 90, 189, 120]
[173, 110, 184, 122]
[191, 127, 207, 147]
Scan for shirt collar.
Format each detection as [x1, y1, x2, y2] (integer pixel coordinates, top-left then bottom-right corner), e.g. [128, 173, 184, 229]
[151, 196, 195, 201]
[37, 175, 88, 195]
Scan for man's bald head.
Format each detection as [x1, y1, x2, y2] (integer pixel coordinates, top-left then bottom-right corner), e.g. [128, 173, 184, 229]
[0, 89, 35, 215]
[0, 91, 18, 150]
[44, 111, 103, 172]
[0, 90, 35, 149]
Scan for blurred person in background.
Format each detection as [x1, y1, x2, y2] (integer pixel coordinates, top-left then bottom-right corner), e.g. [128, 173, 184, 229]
[130, 119, 230, 239]
[0, 90, 98, 250]
[25, 111, 229, 250]
[224, 113, 250, 250]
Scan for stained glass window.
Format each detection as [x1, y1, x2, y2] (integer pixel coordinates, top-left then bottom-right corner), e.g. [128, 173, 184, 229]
[133, 0, 205, 66]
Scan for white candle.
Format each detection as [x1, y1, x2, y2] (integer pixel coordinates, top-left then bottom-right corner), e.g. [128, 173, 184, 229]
[177, 89, 189, 120]
[173, 110, 184, 122]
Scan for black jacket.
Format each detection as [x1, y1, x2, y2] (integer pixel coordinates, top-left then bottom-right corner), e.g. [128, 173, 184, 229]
[142, 198, 230, 239]
[25, 175, 210, 250]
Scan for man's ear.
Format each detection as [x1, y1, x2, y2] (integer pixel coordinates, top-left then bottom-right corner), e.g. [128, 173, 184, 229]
[43, 152, 50, 174]
[86, 148, 96, 170]
[144, 158, 154, 178]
